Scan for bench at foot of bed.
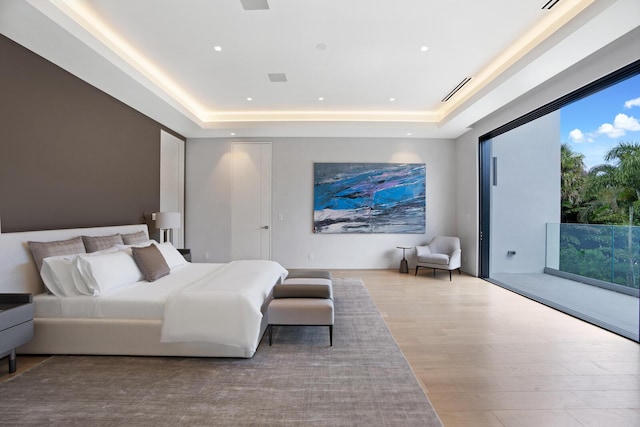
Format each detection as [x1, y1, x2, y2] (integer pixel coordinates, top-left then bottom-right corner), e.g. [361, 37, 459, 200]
[267, 271, 334, 346]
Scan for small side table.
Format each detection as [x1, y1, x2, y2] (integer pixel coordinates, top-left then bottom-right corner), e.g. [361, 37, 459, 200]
[396, 246, 412, 274]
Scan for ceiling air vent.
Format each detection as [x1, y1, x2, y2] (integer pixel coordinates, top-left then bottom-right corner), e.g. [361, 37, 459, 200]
[441, 77, 472, 102]
[268, 73, 287, 83]
[240, 0, 269, 10]
[541, 0, 561, 10]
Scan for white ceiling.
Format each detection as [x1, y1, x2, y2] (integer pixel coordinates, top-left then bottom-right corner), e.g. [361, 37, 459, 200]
[1, 0, 639, 138]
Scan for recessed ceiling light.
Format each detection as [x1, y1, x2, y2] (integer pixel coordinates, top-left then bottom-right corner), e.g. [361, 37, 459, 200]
[246, 97, 253, 101]
[389, 98, 396, 102]
[230, 132, 236, 136]
[420, 46, 428, 52]
[318, 97, 324, 101]
[406, 132, 412, 136]
[214, 46, 222, 52]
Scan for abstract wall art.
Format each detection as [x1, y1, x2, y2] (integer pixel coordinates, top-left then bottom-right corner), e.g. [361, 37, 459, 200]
[313, 163, 426, 234]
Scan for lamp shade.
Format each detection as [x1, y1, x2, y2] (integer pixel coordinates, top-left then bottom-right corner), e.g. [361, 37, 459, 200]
[155, 212, 181, 229]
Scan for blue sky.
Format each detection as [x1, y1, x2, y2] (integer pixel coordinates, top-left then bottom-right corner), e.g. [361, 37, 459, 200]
[561, 73, 640, 171]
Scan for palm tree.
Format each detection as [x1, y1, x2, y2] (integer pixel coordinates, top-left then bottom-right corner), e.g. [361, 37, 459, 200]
[579, 164, 627, 224]
[579, 142, 640, 225]
[603, 142, 640, 223]
[602, 142, 640, 287]
[560, 144, 587, 222]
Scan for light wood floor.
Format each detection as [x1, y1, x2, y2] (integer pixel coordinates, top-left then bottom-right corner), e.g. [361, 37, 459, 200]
[2, 270, 639, 426]
[345, 269, 640, 427]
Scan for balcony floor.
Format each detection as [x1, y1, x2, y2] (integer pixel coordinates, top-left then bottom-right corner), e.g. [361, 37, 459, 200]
[491, 273, 639, 341]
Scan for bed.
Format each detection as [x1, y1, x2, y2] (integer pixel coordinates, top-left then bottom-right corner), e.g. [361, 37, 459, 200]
[0, 224, 287, 358]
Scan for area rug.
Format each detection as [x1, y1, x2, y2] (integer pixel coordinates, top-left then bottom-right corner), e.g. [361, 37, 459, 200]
[0, 278, 442, 427]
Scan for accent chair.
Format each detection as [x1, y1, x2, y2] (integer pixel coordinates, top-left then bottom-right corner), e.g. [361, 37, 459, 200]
[415, 236, 461, 281]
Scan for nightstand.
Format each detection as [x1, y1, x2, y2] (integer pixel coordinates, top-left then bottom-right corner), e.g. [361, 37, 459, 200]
[177, 248, 192, 262]
[0, 294, 34, 373]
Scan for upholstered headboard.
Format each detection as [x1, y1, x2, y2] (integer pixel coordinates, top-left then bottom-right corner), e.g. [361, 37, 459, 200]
[0, 224, 148, 295]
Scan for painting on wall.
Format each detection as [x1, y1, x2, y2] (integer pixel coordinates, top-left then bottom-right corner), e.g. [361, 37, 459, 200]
[313, 163, 426, 234]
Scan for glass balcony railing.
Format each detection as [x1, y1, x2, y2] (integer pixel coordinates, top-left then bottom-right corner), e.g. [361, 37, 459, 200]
[546, 223, 640, 292]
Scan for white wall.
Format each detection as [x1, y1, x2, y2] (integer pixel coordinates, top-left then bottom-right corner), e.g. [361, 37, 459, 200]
[490, 111, 560, 273]
[186, 137, 457, 269]
[185, 139, 233, 263]
[455, 131, 479, 275]
[454, 28, 640, 277]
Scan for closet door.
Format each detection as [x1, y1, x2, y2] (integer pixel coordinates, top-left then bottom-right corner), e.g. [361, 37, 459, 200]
[231, 142, 271, 260]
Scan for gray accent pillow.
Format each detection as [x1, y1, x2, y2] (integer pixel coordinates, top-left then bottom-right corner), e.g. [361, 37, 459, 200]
[82, 234, 124, 253]
[28, 236, 86, 271]
[132, 245, 170, 282]
[121, 230, 148, 245]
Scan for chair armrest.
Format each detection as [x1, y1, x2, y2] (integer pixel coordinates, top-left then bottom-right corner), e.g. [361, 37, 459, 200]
[415, 245, 432, 257]
[449, 248, 462, 269]
[273, 284, 332, 299]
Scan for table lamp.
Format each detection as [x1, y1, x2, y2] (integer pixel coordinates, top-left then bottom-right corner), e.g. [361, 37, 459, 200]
[155, 212, 180, 244]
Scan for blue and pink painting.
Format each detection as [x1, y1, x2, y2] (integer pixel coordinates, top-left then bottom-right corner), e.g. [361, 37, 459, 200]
[313, 163, 426, 234]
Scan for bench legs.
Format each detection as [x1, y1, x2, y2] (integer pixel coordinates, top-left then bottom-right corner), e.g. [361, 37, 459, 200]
[268, 325, 333, 346]
[9, 349, 16, 373]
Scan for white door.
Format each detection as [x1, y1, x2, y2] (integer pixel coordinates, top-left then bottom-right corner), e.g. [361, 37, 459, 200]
[160, 130, 185, 248]
[231, 142, 271, 260]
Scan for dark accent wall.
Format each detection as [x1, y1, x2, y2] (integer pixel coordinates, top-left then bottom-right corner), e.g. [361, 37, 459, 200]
[0, 34, 184, 233]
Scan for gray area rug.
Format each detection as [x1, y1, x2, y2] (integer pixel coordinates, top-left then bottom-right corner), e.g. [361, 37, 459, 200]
[0, 278, 442, 426]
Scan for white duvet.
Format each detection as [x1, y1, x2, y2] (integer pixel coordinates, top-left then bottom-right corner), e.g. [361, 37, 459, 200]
[160, 260, 288, 353]
[35, 260, 288, 355]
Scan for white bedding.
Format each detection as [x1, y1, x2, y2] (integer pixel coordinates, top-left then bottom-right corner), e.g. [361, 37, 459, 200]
[34, 260, 288, 354]
[3, 225, 290, 358]
[161, 260, 288, 352]
[34, 263, 225, 320]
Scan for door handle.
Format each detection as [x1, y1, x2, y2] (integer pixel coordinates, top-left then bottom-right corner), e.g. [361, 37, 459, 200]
[261, 225, 269, 230]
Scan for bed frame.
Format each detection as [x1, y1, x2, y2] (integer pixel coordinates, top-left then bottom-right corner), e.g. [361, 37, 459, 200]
[0, 224, 271, 358]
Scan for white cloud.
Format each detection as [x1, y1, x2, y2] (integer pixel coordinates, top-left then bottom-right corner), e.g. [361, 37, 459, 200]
[568, 128, 587, 142]
[597, 122, 625, 138]
[596, 113, 640, 138]
[568, 128, 594, 143]
[613, 113, 640, 131]
[624, 97, 640, 109]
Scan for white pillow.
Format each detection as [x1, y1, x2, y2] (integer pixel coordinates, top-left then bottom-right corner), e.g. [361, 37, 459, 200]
[156, 242, 188, 270]
[66, 247, 120, 295]
[73, 250, 144, 296]
[40, 254, 79, 297]
[41, 246, 121, 297]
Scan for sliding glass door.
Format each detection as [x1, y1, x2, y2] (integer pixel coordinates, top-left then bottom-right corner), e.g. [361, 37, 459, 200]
[479, 62, 640, 342]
